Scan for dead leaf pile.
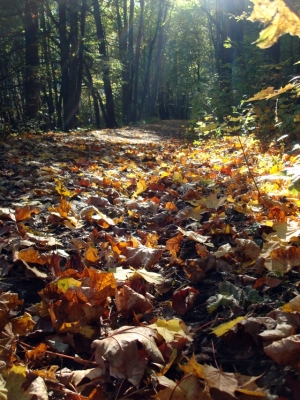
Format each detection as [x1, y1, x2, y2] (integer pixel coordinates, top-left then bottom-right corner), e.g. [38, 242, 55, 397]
[1, 124, 300, 398]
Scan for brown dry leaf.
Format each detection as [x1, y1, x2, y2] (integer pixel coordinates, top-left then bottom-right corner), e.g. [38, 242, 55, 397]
[264, 334, 300, 366]
[154, 375, 209, 400]
[92, 326, 164, 386]
[172, 286, 199, 315]
[262, 243, 300, 273]
[115, 284, 153, 314]
[269, 220, 300, 242]
[0, 302, 9, 331]
[201, 364, 238, 399]
[200, 192, 226, 210]
[124, 244, 164, 267]
[24, 376, 48, 400]
[177, 227, 212, 246]
[235, 238, 261, 260]
[184, 259, 206, 283]
[0, 293, 24, 310]
[249, 0, 300, 48]
[259, 322, 295, 341]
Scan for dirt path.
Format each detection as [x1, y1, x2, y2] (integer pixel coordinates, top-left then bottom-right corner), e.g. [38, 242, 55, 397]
[90, 120, 190, 144]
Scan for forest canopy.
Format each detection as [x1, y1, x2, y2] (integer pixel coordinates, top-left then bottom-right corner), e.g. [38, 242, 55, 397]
[1, 0, 300, 134]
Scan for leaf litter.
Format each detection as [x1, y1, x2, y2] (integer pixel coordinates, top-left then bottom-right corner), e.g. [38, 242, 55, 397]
[1, 123, 300, 399]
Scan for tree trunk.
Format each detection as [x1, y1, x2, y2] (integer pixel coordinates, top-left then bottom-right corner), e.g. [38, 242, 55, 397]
[132, 0, 144, 122]
[57, 0, 69, 131]
[24, 0, 40, 122]
[92, 0, 118, 128]
[138, 0, 164, 120]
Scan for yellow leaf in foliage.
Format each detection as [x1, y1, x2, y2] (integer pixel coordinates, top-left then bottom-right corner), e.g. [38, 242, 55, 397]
[235, 388, 266, 397]
[54, 178, 75, 197]
[173, 171, 183, 182]
[18, 247, 45, 265]
[132, 178, 148, 198]
[6, 365, 31, 400]
[54, 277, 81, 293]
[281, 294, 300, 312]
[148, 318, 193, 342]
[85, 246, 100, 262]
[11, 312, 35, 335]
[179, 354, 205, 379]
[249, 0, 300, 48]
[26, 343, 48, 362]
[49, 196, 72, 218]
[247, 84, 295, 101]
[15, 205, 40, 221]
[270, 163, 283, 174]
[211, 316, 245, 337]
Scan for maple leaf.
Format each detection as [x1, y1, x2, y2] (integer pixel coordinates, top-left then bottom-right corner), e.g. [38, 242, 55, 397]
[264, 334, 300, 367]
[172, 286, 199, 315]
[115, 284, 153, 314]
[249, 0, 300, 48]
[247, 84, 295, 101]
[92, 326, 164, 386]
[148, 318, 193, 342]
[123, 244, 164, 267]
[154, 375, 209, 400]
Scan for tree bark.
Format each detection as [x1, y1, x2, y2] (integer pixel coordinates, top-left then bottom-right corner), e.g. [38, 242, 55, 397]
[24, 0, 40, 122]
[92, 0, 118, 128]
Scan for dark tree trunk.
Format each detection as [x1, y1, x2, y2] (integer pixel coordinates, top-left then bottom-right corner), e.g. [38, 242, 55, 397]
[93, 0, 118, 128]
[57, 0, 69, 131]
[24, 0, 40, 122]
[138, 0, 164, 120]
[148, 2, 169, 117]
[40, 0, 55, 128]
[132, 0, 144, 122]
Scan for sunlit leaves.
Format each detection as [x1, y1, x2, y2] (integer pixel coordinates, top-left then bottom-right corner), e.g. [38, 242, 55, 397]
[249, 0, 300, 48]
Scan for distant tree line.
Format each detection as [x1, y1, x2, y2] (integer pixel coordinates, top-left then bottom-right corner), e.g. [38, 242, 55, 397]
[0, 0, 299, 132]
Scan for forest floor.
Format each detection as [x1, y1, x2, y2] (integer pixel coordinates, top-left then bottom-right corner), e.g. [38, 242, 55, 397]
[1, 120, 300, 399]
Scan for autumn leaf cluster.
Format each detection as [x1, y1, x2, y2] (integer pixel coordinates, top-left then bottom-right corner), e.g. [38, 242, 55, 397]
[1, 126, 300, 399]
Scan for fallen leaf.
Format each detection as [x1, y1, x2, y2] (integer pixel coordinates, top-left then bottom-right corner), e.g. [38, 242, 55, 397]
[148, 319, 193, 342]
[210, 316, 245, 337]
[92, 326, 164, 386]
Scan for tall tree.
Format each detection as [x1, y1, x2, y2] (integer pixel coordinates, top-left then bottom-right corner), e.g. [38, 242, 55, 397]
[92, 0, 118, 128]
[24, 0, 40, 122]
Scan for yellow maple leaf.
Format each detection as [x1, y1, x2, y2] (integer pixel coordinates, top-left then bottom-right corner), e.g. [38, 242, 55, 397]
[211, 316, 245, 337]
[249, 0, 300, 48]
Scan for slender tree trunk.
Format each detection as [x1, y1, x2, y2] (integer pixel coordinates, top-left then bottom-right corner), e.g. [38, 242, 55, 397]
[132, 0, 144, 122]
[138, 0, 164, 120]
[41, 0, 55, 128]
[68, 0, 79, 130]
[149, 2, 169, 117]
[57, 0, 69, 131]
[24, 0, 40, 122]
[92, 0, 118, 128]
